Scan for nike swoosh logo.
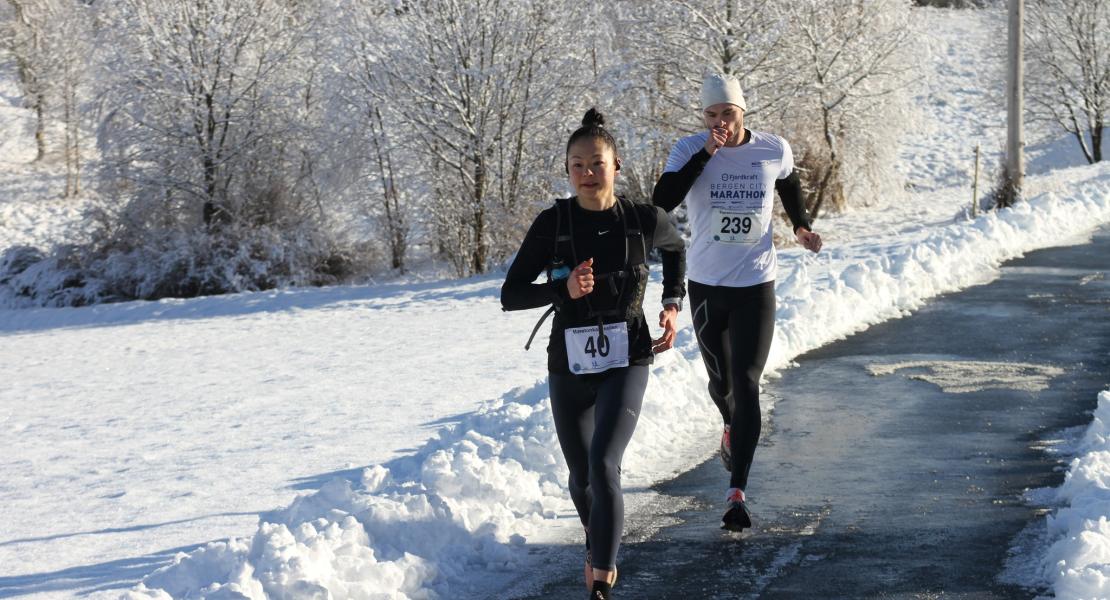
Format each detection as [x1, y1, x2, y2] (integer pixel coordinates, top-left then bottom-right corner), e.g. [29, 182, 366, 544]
[598, 230, 609, 235]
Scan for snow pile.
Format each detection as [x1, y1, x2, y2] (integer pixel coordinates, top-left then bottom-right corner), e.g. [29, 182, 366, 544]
[1041, 390, 1110, 598]
[126, 162, 1110, 598]
[127, 345, 716, 599]
[767, 163, 1110, 372]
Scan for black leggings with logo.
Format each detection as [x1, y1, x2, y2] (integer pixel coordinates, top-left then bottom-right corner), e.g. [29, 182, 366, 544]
[688, 279, 776, 491]
[549, 365, 648, 571]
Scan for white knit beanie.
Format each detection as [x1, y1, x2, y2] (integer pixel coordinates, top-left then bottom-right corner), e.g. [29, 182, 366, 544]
[700, 74, 747, 111]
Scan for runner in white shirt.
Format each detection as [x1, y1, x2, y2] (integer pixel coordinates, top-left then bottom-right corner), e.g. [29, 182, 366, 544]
[653, 74, 823, 532]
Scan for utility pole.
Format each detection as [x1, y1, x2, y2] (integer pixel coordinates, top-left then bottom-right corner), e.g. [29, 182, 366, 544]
[1004, 0, 1024, 207]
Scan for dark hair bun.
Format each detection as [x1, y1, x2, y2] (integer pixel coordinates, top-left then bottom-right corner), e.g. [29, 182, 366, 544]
[582, 108, 605, 128]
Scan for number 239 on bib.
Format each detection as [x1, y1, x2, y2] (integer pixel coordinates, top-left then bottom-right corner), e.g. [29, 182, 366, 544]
[711, 207, 761, 244]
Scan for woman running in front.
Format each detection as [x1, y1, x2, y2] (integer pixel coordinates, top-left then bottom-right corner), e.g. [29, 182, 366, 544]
[501, 108, 686, 600]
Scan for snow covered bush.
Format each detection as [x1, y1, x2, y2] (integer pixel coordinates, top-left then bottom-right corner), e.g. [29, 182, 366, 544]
[0, 220, 363, 308]
[0, 0, 378, 307]
[0, 243, 91, 307]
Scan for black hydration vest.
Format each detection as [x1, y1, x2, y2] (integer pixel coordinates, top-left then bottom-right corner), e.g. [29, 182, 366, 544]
[524, 196, 649, 350]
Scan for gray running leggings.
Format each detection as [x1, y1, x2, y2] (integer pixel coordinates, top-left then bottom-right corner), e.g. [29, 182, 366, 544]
[549, 365, 648, 571]
[688, 279, 776, 492]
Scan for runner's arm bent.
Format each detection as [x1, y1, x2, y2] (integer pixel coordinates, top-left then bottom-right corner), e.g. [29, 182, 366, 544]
[775, 172, 812, 234]
[775, 173, 823, 252]
[651, 206, 687, 308]
[651, 207, 685, 352]
[501, 211, 573, 311]
[652, 148, 713, 212]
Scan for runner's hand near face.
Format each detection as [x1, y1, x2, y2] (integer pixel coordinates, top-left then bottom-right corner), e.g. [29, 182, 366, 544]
[567, 258, 595, 299]
[704, 127, 729, 156]
[652, 305, 679, 353]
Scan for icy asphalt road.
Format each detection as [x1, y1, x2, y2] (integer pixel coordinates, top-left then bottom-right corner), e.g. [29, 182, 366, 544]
[516, 225, 1110, 599]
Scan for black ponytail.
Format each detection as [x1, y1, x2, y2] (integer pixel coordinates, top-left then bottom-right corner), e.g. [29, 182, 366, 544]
[581, 108, 606, 129]
[566, 107, 619, 170]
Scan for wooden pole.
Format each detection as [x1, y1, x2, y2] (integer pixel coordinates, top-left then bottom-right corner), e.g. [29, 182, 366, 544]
[972, 144, 980, 218]
[1006, 0, 1024, 204]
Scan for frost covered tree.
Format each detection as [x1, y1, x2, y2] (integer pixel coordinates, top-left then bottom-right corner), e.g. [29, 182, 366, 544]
[2, 0, 50, 161]
[607, 0, 794, 201]
[52, 3, 90, 196]
[330, 2, 418, 273]
[1, 0, 92, 194]
[54, 0, 364, 301]
[779, 0, 917, 218]
[640, 0, 794, 115]
[1026, 0, 1108, 163]
[96, 0, 322, 228]
[362, 0, 587, 276]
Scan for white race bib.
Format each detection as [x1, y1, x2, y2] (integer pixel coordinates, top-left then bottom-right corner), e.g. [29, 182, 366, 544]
[710, 207, 762, 244]
[565, 323, 629, 374]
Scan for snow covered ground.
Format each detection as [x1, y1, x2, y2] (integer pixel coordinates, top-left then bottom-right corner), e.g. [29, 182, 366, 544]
[1035, 390, 1110, 597]
[1, 7, 1108, 600]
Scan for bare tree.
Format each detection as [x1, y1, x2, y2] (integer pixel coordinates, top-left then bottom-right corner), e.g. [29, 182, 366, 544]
[781, 0, 917, 219]
[54, 5, 90, 197]
[3, 0, 49, 161]
[97, 0, 320, 229]
[332, 2, 416, 273]
[2, 1, 92, 195]
[1027, 0, 1108, 163]
[361, 0, 587, 276]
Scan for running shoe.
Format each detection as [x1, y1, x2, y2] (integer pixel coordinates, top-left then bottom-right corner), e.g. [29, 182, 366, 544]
[720, 424, 732, 472]
[721, 487, 752, 532]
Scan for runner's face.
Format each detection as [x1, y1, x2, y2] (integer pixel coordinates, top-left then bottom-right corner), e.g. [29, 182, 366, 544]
[702, 103, 745, 145]
[567, 138, 619, 202]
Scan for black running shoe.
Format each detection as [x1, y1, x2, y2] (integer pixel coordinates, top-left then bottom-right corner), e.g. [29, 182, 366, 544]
[590, 580, 613, 600]
[721, 499, 752, 532]
[720, 425, 732, 472]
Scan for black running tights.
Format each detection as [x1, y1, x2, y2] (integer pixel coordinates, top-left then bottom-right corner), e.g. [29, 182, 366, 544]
[549, 365, 648, 571]
[688, 279, 775, 491]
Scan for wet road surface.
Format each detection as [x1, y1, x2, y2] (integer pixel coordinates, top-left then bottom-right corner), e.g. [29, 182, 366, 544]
[517, 226, 1110, 599]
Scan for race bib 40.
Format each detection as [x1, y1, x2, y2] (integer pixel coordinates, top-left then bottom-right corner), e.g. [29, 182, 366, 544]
[565, 323, 629, 374]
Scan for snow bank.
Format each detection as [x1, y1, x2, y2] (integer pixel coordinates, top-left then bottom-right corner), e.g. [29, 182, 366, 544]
[767, 163, 1110, 373]
[127, 163, 1110, 598]
[126, 346, 716, 599]
[1041, 390, 1110, 599]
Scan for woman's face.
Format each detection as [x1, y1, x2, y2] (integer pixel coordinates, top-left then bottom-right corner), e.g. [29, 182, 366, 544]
[702, 102, 745, 145]
[566, 137, 619, 202]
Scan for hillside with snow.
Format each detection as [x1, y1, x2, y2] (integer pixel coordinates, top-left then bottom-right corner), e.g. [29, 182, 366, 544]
[1, 6, 1108, 600]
